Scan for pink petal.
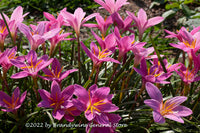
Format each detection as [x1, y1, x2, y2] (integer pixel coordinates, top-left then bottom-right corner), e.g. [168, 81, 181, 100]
[43, 12, 56, 21]
[52, 109, 65, 120]
[165, 96, 187, 110]
[62, 85, 74, 100]
[146, 17, 164, 29]
[13, 87, 20, 99]
[172, 105, 192, 117]
[19, 91, 27, 104]
[38, 89, 51, 101]
[98, 103, 119, 112]
[64, 114, 74, 122]
[11, 71, 29, 79]
[82, 13, 98, 24]
[164, 114, 184, 123]
[74, 84, 89, 104]
[145, 82, 163, 103]
[94, 87, 110, 100]
[144, 99, 160, 111]
[85, 110, 94, 121]
[153, 111, 165, 124]
[138, 9, 147, 27]
[50, 81, 61, 99]
[60, 69, 78, 81]
[95, 113, 109, 124]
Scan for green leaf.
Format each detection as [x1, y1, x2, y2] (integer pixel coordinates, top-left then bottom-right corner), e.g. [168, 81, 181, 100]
[165, 2, 180, 10]
[162, 10, 176, 18]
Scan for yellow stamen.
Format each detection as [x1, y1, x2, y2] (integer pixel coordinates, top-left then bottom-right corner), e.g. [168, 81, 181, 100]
[0, 26, 6, 33]
[183, 39, 196, 49]
[57, 66, 64, 78]
[34, 60, 43, 69]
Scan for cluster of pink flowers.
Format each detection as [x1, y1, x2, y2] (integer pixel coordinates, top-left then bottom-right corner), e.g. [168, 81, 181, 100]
[0, 0, 197, 132]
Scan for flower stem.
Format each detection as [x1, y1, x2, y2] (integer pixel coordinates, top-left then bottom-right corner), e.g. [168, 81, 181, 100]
[77, 36, 81, 84]
[95, 66, 100, 84]
[32, 76, 39, 102]
[183, 83, 190, 96]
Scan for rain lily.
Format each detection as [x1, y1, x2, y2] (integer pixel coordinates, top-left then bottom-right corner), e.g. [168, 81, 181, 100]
[116, 34, 146, 61]
[0, 20, 9, 51]
[18, 22, 60, 50]
[127, 9, 164, 41]
[132, 47, 154, 67]
[44, 21, 74, 56]
[60, 7, 97, 37]
[84, 14, 113, 38]
[73, 84, 119, 124]
[144, 82, 192, 123]
[10, 50, 53, 79]
[43, 8, 68, 28]
[165, 26, 200, 42]
[81, 41, 120, 68]
[0, 46, 24, 71]
[0, 87, 27, 112]
[38, 80, 74, 120]
[0, 6, 29, 44]
[63, 105, 82, 122]
[170, 28, 200, 55]
[91, 30, 117, 51]
[94, 0, 129, 14]
[175, 64, 200, 85]
[86, 113, 121, 133]
[151, 58, 181, 73]
[134, 58, 172, 84]
[111, 12, 134, 33]
[40, 58, 78, 83]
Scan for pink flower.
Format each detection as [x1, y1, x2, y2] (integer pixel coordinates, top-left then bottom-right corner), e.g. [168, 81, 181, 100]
[134, 58, 172, 84]
[0, 87, 27, 112]
[91, 30, 117, 51]
[84, 14, 113, 38]
[175, 64, 200, 85]
[165, 26, 200, 42]
[40, 58, 78, 83]
[111, 12, 134, 33]
[170, 28, 200, 55]
[81, 42, 120, 67]
[144, 82, 192, 123]
[43, 8, 68, 28]
[116, 34, 146, 60]
[73, 84, 119, 124]
[38, 81, 74, 120]
[18, 22, 60, 50]
[127, 9, 164, 41]
[0, 47, 24, 71]
[0, 20, 9, 50]
[0, 6, 29, 43]
[60, 8, 97, 37]
[94, 0, 129, 14]
[10, 50, 53, 79]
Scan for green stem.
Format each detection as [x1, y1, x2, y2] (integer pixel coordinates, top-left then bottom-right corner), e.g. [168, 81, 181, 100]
[95, 66, 100, 84]
[77, 36, 81, 84]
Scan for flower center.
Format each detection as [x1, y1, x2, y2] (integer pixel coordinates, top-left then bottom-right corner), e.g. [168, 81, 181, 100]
[85, 90, 106, 114]
[3, 93, 19, 110]
[160, 100, 175, 116]
[49, 92, 65, 113]
[183, 39, 196, 49]
[0, 26, 6, 34]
